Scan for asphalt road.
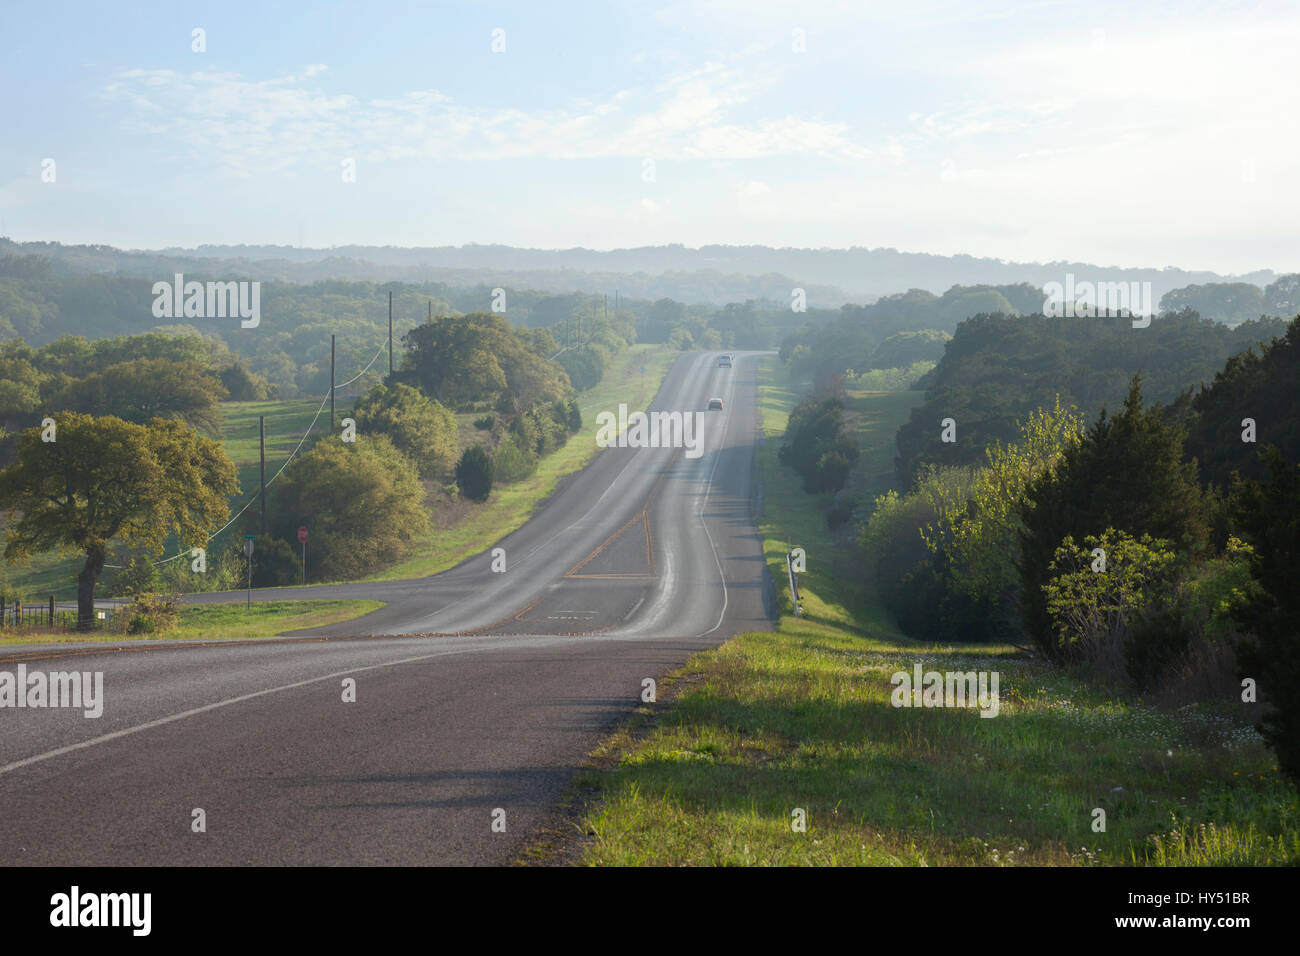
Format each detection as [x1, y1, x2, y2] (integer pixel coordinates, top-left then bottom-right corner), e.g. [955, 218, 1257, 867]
[0, 351, 774, 865]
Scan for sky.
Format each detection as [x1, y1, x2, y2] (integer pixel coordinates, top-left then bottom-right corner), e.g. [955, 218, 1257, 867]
[2, 0, 1298, 273]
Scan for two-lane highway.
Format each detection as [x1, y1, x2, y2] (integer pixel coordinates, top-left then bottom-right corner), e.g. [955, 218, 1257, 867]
[0, 352, 773, 865]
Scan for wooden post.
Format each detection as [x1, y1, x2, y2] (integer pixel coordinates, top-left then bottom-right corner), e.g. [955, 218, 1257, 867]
[49, 594, 55, 627]
[330, 334, 336, 430]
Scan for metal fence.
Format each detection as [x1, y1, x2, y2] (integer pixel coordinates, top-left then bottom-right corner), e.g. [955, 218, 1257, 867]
[0, 597, 117, 630]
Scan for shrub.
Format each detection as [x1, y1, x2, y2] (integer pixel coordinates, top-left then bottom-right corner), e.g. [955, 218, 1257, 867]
[456, 445, 494, 502]
[1042, 529, 1177, 669]
[271, 434, 429, 580]
[474, 414, 495, 430]
[778, 396, 859, 494]
[251, 534, 301, 588]
[121, 592, 180, 634]
[492, 433, 537, 483]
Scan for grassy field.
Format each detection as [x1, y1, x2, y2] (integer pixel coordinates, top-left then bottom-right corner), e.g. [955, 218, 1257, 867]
[840, 385, 926, 509]
[222, 395, 349, 498]
[566, 357, 1298, 866]
[0, 599, 384, 646]
[366, 344, 677, 581]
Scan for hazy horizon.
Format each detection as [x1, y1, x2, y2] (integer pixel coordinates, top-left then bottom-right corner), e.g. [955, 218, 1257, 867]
[3, 0, 1297, 274]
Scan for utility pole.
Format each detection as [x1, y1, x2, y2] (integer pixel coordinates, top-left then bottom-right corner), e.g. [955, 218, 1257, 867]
[259, 415, 267, 535]
[428, 300, 432, 323]
[388, 290, 394, 375]
[330, 334, 336, 430]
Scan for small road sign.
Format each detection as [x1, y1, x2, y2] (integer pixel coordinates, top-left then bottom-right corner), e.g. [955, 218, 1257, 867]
[243, 538, 255, 557]
[297, 526, 309, 543]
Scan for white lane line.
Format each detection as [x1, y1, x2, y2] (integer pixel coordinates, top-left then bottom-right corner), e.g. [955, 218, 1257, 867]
[695, 351, 741, 637]
[0, 641, 544, 777]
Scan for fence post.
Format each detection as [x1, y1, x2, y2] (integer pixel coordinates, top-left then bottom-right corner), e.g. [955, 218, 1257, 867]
[0, 597, 5, 627]
[49, 595, 55, 628]
[786, 550, 802, 616]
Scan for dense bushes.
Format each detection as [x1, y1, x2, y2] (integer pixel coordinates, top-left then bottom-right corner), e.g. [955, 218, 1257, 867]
[778, 395, 859, 494]
[867, 330, 950, 370]
[271, 434, 428, 580]
[120, 592, 180, 634]
[1184, 317, 1300, 489]
[250, 533, 301, 588]
[1041, 530, 1177, 669]
[862, 401, 1083, 644]
[1018, 378, 1207, 658]
[855, 323, 1300, 782]
[492, 434, 536, 483]
[352, 381, 458, 478]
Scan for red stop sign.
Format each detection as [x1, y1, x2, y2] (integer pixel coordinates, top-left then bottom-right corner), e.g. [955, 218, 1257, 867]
[297, 526, 309, 543]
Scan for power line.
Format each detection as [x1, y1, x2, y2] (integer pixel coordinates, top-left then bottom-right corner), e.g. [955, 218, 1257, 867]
[105, 340, 388, 569]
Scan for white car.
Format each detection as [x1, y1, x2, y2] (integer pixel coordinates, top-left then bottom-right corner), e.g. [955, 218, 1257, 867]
[717, 354, 732, 368]
[707, 397, 724, 411]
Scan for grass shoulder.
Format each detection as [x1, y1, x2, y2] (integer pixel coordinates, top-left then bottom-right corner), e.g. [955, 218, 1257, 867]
[0, 599, 384, 646]
[558, 359, 1296, 867]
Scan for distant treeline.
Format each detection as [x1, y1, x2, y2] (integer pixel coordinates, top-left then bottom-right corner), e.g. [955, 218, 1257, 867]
[892, 311, 1289, 487]
[0, 253, 818, 400]
[1, 237, 1279, 304]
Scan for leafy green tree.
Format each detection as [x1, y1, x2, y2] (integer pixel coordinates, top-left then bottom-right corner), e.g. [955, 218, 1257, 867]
[50, 358, 228, 434]
[0, 343, 44, 432]
[400, 313, 570, 410]
[1018, 377, 1207, 658]
[557, 344, 607, 391]
[110, 554, 161, 597]
[1043, 530, 1177, 665]
[352, 382, 458, 477]
[778, 396, 858, 494]
[219, 363, 271, 401]
[270, 435, 428, 581]
[860, 467, 990, 641]
[456, 445, 494, 502]
[867, 329, 951, 370]
[667, 327, 695, 351]
[1263, 274, 1300, 316]
[1159, 282, 1266, 324]
[921, 399, 1084, 617]
[1230, 446, 1300, 784]
[0, 413, 238, 628]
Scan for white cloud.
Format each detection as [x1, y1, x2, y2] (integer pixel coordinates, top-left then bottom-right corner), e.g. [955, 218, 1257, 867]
[101, 58, 875, 174]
